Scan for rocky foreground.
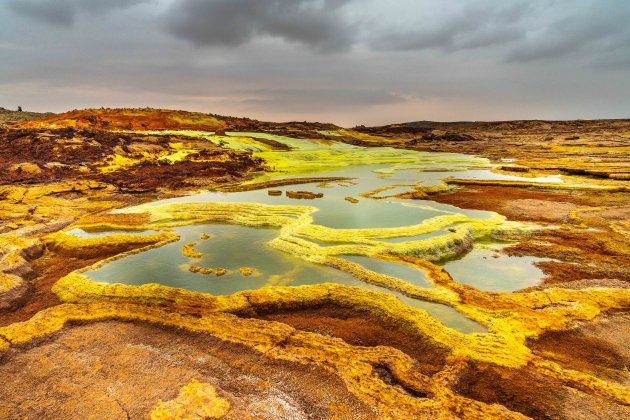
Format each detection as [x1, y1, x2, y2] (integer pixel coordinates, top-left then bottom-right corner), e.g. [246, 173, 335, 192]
[0, 108, 629, 419]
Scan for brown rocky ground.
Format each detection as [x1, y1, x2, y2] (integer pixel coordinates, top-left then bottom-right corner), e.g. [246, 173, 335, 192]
[0, 126, 264, 192]
[355, 119, 630, 288]
[428, 184, 630, 285]
[0, 320, 376, 419]
[256, 304, 451, 376]
[358, 119, 630, 417]
[452, 313, 630, 419]
[15, 107, 342, 140]
[355, 119, 630, 180]
[527, 312, 630, 387]
[1, 307, 628, 419]
[1, 109, 629, 419]
[453, 356, 630, 419]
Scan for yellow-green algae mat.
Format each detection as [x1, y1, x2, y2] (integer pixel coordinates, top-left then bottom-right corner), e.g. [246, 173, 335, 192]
[130, 129, 491, 179]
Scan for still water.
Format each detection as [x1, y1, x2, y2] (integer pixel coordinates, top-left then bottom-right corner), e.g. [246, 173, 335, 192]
[78, 134, 558, 333]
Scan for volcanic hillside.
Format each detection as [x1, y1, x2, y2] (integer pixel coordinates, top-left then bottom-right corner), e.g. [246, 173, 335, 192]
[14, 107, 342, 138]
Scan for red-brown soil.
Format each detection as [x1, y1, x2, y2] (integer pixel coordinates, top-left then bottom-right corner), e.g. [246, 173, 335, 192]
[527, 312, 630, 386]
[431, 185, 596, 223]
[453, 358, 630, 419]
[256, 305, 450, 376]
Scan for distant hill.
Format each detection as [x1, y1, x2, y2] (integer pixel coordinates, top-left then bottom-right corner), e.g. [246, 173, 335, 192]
[0, 107, 51, 124]
[354, 118, 630, 136]
[13, 107, 341, 136]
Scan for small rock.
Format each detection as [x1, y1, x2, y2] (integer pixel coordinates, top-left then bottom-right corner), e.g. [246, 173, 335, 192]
[44, 162, 70, 169]
[10, 162, 42, 175]
[286, 190, 323, 199]
[239, 267, 254, 276]
[499, 165, 530, 173]
[188, 265, 227, 276]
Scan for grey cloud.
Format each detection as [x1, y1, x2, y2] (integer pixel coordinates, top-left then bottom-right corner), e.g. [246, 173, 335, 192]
[241, 88, 406, 109]
[7, 0, 74, 26]
[163, 0, 355, 52]
[590, 47, 630, 70]
[7, 0, 150, 26]
[371, 2, 531, 52]
[2, 0, 630, 125]
[506, 1, 630, 62]
[366, 0, 630, 69]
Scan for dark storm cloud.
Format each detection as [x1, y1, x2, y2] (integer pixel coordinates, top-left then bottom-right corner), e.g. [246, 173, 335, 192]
[163, 0, 355, 52]
[7, 0, 150, 26]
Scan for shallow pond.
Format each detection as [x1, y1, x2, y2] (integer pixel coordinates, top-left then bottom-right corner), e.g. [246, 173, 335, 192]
[441, 246, 551, 292]
[83, 132, 561, 333]
[341, 255, 432, 288]
[88, 224, 355, 293]
[87, 223, 484, 333]
[138, 164, 499, 230]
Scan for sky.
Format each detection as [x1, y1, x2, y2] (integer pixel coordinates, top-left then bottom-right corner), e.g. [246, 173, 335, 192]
[1, 0, 629, 126]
